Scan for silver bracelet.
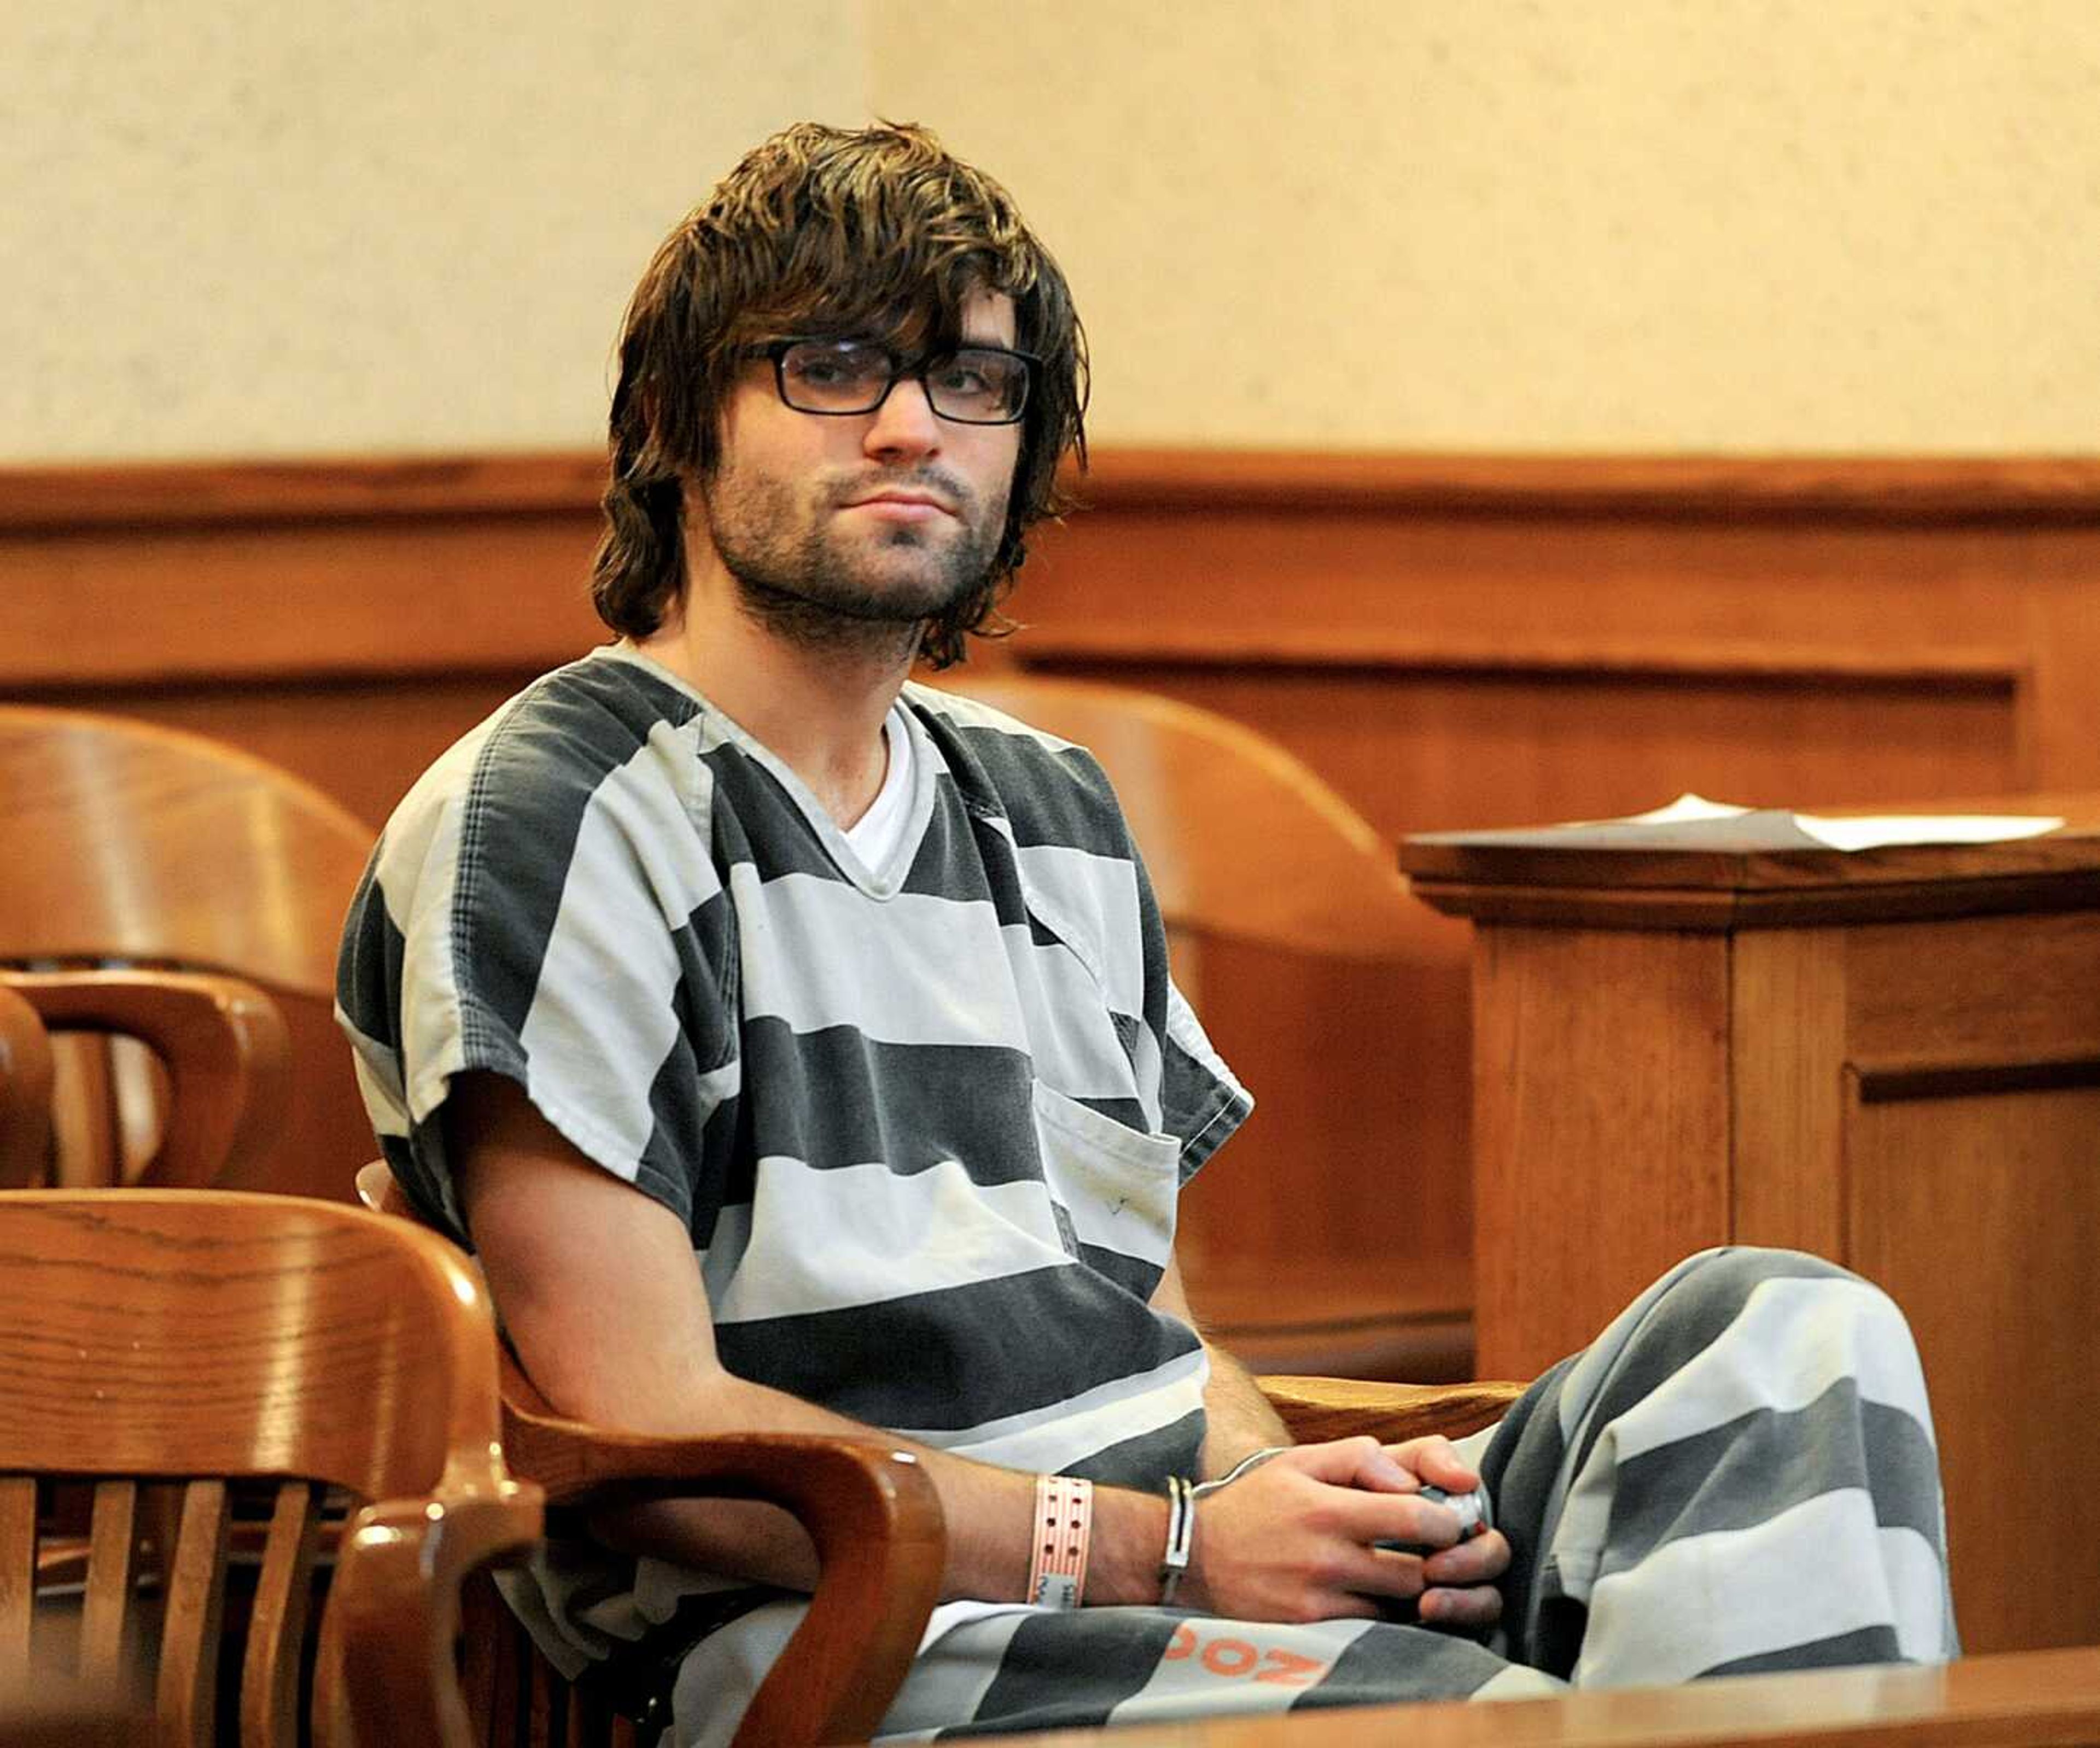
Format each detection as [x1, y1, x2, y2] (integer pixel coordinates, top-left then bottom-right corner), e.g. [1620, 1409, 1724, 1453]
[1190, 1444, 1289, 1502]
[1160, 1446, 1290, 1606]
[1157, 1475, 1196, 1606]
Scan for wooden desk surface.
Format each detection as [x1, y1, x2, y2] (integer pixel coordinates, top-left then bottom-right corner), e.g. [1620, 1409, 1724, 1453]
[1402, 794, 2100, 929]
[973, 1647, 2100, 1748]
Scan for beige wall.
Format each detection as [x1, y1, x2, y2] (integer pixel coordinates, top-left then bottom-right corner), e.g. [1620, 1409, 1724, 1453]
[7, 2, 2096, 461]
[876, 1, 2100, 454]
[1, 1, 868, 462]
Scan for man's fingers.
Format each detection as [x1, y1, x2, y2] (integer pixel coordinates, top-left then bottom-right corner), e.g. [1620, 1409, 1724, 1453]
[1421, 1529, 1510, 1589]
[1353, 1543, 1427, 1600]
[1289, 1435, 1413, 1493]
[1415, 1529, 1510, 1635]
[1200, 1441, 1506, 1624]
[1419, 1582, 1504, 1631]
[1386, 1435, 1481, 1494]
[1327, 1487, 1466, 1551]
[1342, 1546, 1504, 1632]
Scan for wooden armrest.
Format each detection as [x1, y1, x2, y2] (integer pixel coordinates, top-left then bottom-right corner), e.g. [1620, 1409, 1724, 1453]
[1258, 1375, 1529, 1446]
[0, 980, 54, 1187]
[359, 1154, 947, 1742]
[319, 1479, 544, 1748]
[3, 968, 289, 1187]
[500, 1366, 945, 1748]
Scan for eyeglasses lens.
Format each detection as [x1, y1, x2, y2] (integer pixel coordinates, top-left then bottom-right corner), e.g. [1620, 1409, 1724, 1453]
[777, 342, 1028, 424]
[926, 351, 1029, 422]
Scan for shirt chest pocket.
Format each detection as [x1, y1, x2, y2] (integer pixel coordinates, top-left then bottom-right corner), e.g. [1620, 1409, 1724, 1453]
[1030, 1080, 1180, 1279]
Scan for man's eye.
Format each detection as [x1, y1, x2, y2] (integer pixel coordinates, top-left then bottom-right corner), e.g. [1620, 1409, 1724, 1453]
[788, 346, 889, 387]
[931, 363, 992, 396]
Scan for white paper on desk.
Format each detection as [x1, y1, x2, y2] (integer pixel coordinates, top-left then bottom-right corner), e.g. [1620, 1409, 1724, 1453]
[1792, 811, 2064, 851]
[1619, 793, 1753, 825]
[1581, 793, 2064, 850]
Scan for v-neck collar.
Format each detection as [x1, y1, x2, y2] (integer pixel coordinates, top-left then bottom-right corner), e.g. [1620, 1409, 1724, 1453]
[593, 643, 938, 899]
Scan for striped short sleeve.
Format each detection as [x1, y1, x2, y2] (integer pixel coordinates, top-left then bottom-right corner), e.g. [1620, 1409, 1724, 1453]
[336, 660, 740, 1244]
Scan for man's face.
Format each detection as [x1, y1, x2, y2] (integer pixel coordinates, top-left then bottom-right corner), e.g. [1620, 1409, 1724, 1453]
[695, 288, 1024, 636]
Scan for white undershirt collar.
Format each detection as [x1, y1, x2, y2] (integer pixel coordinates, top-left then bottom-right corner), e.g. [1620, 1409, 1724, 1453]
[840, 704, 916, 870]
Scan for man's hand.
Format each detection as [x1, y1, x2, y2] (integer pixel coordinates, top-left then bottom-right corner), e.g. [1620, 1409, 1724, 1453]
[1386, 1434, 1510, 1633]
[1181, 1435, 1510, 1630]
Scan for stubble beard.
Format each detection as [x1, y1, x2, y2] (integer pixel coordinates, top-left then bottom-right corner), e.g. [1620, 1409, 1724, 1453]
[704, 465, 1005, 660]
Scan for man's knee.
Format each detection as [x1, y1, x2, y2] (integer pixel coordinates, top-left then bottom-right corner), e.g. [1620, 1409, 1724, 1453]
[1654, 1244, 1868, 1307]
[1615, 1245, 1903, 1373]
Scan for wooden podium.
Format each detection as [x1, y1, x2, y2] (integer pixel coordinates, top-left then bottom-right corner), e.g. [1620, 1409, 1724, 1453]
[1402, 799, 2100, 1655]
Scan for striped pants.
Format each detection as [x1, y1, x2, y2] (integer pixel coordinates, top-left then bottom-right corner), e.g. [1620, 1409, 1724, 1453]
[678, 1248, 1958, 1743]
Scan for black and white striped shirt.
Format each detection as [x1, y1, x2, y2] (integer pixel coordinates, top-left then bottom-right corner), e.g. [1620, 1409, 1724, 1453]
[337, 643, 1251, 1489]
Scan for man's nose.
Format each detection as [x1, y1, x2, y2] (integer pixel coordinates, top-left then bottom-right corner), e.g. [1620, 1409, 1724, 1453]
[863, 374, 943, 459]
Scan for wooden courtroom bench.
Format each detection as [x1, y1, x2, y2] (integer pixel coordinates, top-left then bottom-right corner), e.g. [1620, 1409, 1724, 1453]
[1402, 795, 2100, 1657]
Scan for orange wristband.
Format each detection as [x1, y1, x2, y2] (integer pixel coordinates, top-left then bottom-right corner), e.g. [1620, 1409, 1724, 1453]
[1029, 1472, 1093, 1609]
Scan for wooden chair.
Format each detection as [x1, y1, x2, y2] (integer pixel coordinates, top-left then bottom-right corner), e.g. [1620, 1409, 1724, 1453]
[0, 705, 374, 1201]
[0, 970, 296, 1627]
[0, 956, 942, 1748]
[0, 1188, 541, 1747]
[936, 673, 1475, 1378]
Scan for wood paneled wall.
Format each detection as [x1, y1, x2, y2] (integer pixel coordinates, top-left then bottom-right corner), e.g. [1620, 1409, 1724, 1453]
[7, 450, 2099, 1366]
[1015, 453, 2100, 1357]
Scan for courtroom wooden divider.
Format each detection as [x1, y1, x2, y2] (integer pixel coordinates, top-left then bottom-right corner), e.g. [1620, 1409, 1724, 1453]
[6, 451, 2099, 1374]
[1403, 801, 2100, 1654]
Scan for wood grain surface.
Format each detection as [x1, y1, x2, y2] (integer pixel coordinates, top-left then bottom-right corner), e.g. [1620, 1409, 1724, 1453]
[1410, 809, 2100, 1653]
[966, 1646, 2100, 1748]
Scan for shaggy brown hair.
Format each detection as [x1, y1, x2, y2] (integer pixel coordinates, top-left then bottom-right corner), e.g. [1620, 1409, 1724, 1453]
[591, 121, 1089, 668]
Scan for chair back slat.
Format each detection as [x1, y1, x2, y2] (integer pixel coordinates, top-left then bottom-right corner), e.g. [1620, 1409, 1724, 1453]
[44, 1035, 162, 1189]
[155, 1478, 230, 1748]
[529, 1647, 561, 1741]
[463, 1572, 525, 1744]
[238, 1481, 324, 1748]
[46, 1035, 122, 1188]
[0, 1477, 32, 1665]
[78, 1480, 140, 1685]
[0, 983, 52, 1188]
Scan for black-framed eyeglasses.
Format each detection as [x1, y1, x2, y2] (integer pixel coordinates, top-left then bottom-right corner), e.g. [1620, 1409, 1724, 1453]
[744, 337, 1037, 426]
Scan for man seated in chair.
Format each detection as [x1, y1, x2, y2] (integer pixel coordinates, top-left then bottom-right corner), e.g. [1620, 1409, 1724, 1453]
[337, 121, 1957, 1746]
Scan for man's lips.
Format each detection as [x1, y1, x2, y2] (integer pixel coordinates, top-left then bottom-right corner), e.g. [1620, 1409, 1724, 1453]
[841, 490, 958, 518]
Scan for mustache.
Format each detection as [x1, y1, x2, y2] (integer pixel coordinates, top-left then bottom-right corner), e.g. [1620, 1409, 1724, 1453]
[827, 467, 973, 512]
